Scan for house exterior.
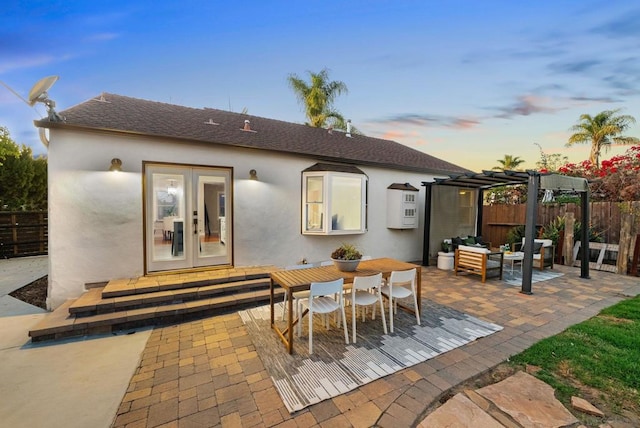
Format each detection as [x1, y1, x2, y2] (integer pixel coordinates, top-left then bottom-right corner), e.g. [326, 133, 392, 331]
[35, 93, 471, 309]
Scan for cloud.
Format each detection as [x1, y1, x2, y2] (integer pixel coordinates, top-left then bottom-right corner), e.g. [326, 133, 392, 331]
[0, 54, 58, 74]
[593, 9, 640, 38]
[494, 95, 560, 119]
[548, 59, 601, 74]
[374, 113, 480, 129]
[85, 32, 121, 42]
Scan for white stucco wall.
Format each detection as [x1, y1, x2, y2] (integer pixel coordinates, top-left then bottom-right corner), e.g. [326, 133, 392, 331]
[47, 128, 442, 309]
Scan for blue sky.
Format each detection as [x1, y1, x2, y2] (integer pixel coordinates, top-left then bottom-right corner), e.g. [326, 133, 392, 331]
[2, 0, 639, 171]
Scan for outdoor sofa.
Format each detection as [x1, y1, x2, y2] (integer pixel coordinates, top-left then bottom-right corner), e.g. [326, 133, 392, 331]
[454, 245, 504, 283]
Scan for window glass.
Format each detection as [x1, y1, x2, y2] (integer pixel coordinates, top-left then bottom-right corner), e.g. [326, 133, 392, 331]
[305, 176, 324, 231]
[330, 176, 362, 231]
[302, 171, 367, 235]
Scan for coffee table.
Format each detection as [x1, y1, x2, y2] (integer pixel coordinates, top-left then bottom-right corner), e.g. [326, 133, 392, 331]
[503, 251, 524, 277]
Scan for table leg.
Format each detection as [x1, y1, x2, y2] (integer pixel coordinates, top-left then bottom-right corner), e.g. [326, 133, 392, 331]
[287, 290, 294, 354]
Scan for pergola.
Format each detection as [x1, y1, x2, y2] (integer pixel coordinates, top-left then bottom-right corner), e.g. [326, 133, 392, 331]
[422, 170, 591, 294]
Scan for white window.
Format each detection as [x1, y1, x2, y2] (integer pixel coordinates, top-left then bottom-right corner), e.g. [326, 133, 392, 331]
[302, 168, 368, 235]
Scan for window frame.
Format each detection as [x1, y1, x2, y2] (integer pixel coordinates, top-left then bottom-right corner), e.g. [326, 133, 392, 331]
[302, 170, 368, 235]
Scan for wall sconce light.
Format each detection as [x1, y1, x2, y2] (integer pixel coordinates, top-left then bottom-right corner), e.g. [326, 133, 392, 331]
[109, 158, 122, 172]
[249, 169, 258, 180]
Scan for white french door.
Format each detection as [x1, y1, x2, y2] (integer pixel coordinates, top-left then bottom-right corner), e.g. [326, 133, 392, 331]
[145, 164, 232, 273]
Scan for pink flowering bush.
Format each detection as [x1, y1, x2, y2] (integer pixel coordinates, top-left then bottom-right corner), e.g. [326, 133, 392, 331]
[557, 146, 640, 201]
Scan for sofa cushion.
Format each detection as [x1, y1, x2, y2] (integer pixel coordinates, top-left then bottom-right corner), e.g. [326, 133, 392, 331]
[464, 237, 476, 245]
[458, 245, 491, 254]
[533, 242, 544, 254]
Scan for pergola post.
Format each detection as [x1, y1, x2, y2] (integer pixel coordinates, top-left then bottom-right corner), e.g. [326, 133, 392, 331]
[521, 172, 538, 295]
[422, 183, 433, 266]
[476, 188, 484, 236]
[580, 188, 590, 278]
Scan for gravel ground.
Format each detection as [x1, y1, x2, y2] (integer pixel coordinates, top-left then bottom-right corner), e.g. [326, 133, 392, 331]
[9, 276, 47, 310]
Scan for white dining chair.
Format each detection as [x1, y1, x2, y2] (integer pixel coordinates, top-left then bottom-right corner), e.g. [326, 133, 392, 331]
[343, 273, 387, 343]
[297, 278, 349, 354]
[281, 264, 314, 321]
[380, 268, 420, 333]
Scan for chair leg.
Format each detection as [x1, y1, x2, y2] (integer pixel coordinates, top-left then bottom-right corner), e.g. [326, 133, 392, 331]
[352, 304, 357, 344]
[388, 295, 394, 333]
[412, 291, 421, 326]
[341, 305, 349, 345]
[308, 309, 313, 354]
[378, 293, 388, 334]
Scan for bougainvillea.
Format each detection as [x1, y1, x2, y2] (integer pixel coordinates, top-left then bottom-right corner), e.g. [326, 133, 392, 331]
[556, 146, 640, 201]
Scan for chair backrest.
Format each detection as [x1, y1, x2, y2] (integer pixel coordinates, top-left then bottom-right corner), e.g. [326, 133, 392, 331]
[389, 268, 416, 288]
[163, 216, 176, 232]
[309, 278, 344, 297]
[286, 264, 313, 270]
[352, 273, 383, 291]
[361, 255, 372, 261]
[319, 260, 334, 266]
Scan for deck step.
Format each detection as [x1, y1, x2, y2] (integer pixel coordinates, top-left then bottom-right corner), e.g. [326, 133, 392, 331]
[102, 270, 272, 298]
[29, 288, 285, 342]
[28, 265, 281, 342]
[69, 278, 271, 316]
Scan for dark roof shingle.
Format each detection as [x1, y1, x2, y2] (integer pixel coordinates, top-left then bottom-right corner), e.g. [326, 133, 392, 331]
[36, 93, 470, 174]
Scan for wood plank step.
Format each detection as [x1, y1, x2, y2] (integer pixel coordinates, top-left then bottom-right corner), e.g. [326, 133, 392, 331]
[29, 288, 285, 342]
[70, 278, 271, 316]
[101, 269, 275, 298]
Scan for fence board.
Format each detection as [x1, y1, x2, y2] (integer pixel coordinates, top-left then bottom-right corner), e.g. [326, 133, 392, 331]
[0, 211, 48, 258]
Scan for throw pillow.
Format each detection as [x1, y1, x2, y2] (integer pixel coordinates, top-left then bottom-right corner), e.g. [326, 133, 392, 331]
[533, 242, 543, 254]
[464, 237, 476, 245]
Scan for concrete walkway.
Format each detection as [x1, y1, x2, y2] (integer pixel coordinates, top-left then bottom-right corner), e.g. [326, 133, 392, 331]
[0, 256, 153, 428]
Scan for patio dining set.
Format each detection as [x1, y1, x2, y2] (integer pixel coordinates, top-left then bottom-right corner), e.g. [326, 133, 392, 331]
[269, 258, 422, 354]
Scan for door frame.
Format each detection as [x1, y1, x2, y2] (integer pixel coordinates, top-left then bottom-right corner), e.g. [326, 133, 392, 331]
[142, 161, 234, 275]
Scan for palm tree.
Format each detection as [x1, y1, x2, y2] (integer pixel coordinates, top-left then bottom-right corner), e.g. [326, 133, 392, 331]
[492, 155, 525, 171]
[287, 68, 349, 129]
[566, 109, 639, 168]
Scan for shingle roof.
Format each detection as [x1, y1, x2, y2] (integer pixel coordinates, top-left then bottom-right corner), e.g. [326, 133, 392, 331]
[36, 93, 470, 174]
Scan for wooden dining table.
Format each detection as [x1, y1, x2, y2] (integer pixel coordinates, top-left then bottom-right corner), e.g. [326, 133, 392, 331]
[269, 257, 422, 354]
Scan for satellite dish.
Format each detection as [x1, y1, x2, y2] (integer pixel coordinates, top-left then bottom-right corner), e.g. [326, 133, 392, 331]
[28, 75, 59, 106]
[25, 75, 63, 121]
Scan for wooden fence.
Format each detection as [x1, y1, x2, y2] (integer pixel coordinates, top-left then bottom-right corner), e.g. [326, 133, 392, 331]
[0, 211, 48, 258]
[481, 201, 635, 248]
[482, 201, 640, 275]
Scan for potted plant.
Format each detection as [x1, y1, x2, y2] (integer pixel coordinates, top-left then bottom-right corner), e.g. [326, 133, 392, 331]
[330, 243, 362, 272]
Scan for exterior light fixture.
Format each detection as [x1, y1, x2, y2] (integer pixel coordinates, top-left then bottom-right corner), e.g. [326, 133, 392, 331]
[249, 169, 258, 180]
[109, 158, 122, 172]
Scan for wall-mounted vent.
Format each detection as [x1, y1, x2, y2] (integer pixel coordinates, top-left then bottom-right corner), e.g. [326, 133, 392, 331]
[204, 119, 219, 125]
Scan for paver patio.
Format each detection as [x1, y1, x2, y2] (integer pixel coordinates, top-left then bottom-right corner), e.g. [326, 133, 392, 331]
[111, 264, 640, 427]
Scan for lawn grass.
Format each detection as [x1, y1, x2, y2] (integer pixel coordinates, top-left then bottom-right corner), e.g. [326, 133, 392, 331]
[510, 295, 640, 417]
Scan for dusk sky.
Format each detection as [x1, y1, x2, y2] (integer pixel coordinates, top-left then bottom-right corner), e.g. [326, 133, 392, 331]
[2, 0, 639, 172]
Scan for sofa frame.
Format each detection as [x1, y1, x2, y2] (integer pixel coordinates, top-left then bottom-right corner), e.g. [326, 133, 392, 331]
[454, 245, 504, 283]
